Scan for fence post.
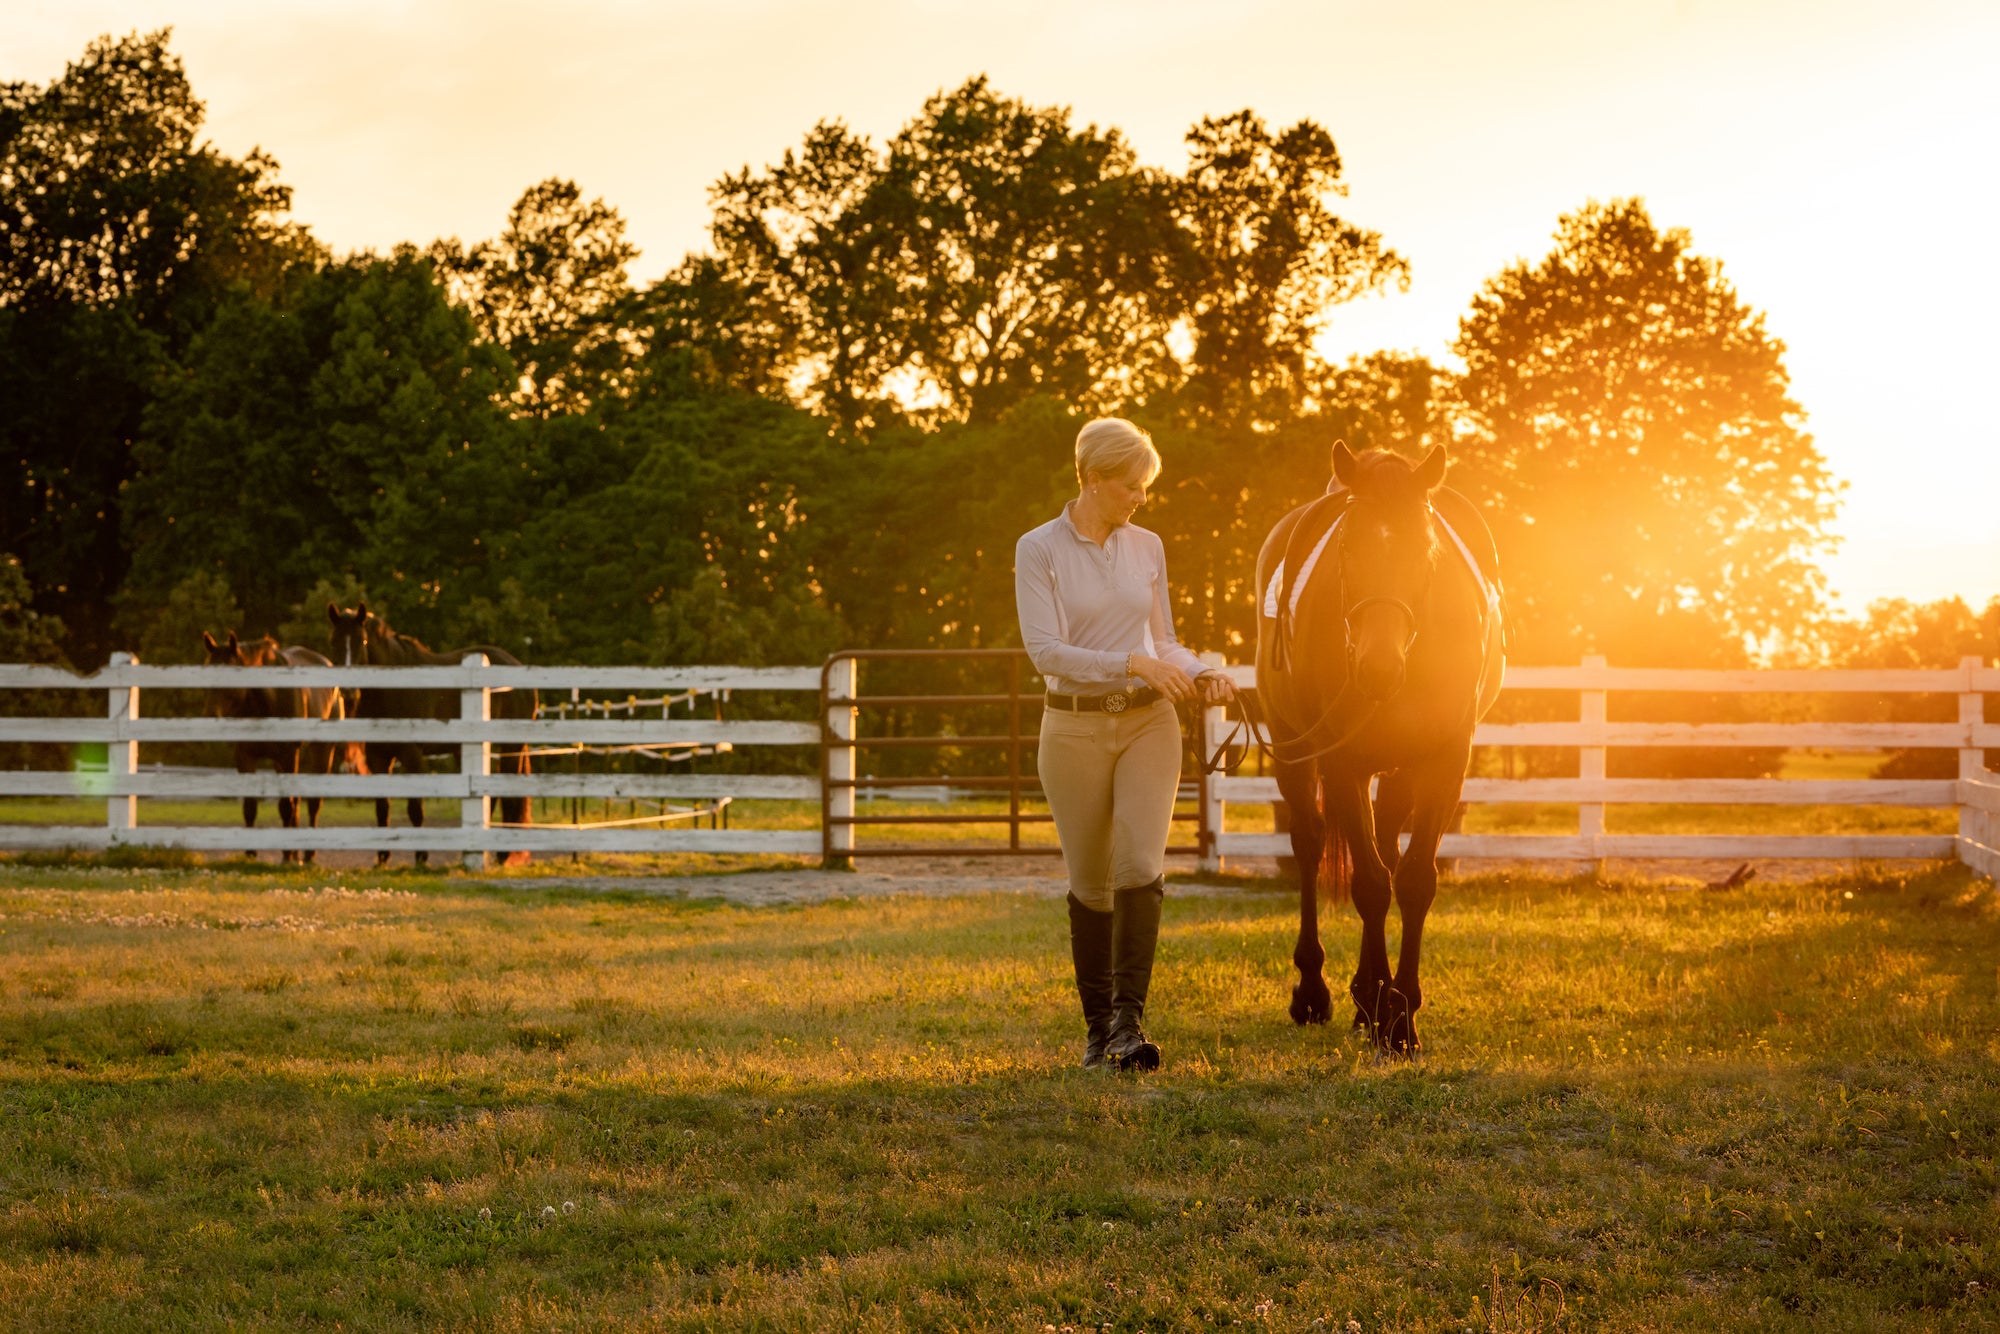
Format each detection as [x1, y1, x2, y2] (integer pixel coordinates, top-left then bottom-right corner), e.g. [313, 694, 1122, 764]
[106, 651, 139, 840]
[824, 656, 857, 869]
[461, 653, 491, 871]
[1578, 654, 1607, 875]
[1199, 650, 1227, 874]
[1961, 656, 1987, 872]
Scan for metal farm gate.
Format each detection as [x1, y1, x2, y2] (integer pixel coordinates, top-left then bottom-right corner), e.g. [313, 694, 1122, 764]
[817, 648, 1210, 866]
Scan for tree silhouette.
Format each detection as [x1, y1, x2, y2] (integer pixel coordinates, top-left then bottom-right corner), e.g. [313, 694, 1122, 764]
[1449, 198, 1839, 665]
[431, 178, 637, 414]
[0, 29, 314, 659]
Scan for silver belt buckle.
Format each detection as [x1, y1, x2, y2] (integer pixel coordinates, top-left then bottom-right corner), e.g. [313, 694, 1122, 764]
[1102, 690, 1130, 714]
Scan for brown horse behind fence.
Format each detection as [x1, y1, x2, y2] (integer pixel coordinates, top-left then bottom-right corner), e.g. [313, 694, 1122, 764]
[201, 631, 357, 864]
[325, 604, 533, 865]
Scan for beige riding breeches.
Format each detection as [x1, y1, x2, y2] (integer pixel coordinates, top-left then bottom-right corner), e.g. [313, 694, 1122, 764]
[1038, 697, 1182, 911]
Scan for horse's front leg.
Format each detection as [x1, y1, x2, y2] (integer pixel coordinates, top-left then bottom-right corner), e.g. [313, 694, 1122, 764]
[1324, 771, 1396, 1039]
[237, 748, 261, 862]
[1273, 755, 1330, 1024]
[1381, 752, 1471, 1055]
[300, 743, 330, 866]
[278, 746, 303, 864]
[406, 750, 428, 867]
[1372, 768, 1415, 874]
[369, 744, 395, 866]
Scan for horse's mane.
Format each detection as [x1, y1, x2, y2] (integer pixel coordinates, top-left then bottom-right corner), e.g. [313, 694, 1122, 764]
[365, 616, 443, 666]
[1345, 449, 1440, 511]
[208, 633, 283, 666]
[367, 616, 520, 668]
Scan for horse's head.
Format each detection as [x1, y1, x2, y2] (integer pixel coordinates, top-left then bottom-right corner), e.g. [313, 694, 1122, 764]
[201, 630, 256, 716]
[1332, 441, 1448, 701]
[327, 601, 372, 667]
[202, 629, 246, 668]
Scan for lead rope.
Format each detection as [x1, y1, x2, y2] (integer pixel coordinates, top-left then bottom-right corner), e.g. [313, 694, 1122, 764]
[1203, 684, 1382, 775]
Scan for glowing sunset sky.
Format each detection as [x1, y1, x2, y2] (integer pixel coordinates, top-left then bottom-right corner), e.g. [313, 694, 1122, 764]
[9, 0, 1995, 613]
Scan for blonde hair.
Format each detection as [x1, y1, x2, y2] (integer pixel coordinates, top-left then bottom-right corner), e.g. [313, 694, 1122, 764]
[1074, 417, 1161, 488]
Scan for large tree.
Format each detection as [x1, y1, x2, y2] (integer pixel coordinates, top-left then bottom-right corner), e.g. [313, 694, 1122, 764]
[0, 29, 314, 660]
[703, 78, 1182, 431]
[430, 178, 638, 415]
[1174, 113, 1407, 429]
[692, 83, 1404, 440]
[123, 250, 525, 648]
[1449, 198, 1839, 666]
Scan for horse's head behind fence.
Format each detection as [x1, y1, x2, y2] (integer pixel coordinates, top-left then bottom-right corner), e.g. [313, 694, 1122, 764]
[1331, 442, 1448, 702]
[326, 602, 374, 667]
[201, 631, 280, 716]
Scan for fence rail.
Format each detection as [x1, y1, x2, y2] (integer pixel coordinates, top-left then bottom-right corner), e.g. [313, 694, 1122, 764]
[1201, 655, 1996, 874]
[0, 655, 822, 865]
[0, 653, 1994, 877]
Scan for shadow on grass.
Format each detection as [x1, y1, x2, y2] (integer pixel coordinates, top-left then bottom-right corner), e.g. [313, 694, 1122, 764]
[1, 860, 1996, 1329]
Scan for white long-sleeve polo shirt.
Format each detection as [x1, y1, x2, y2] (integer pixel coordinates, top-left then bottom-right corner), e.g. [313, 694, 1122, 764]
[1014, 502, 1207, 695]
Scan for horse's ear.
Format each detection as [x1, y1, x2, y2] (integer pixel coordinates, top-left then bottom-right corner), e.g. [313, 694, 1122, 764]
[355, 601, 368, 619]
[326, 601, 340, 624]
[1415, 445, 1448, 493]
[1331, 440, 1358, 488]
[201, 631, 217, 651]
[227, 630, 240, 650]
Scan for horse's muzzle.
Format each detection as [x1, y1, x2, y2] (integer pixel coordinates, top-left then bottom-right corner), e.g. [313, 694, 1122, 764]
[1353, 651, 1407, 702]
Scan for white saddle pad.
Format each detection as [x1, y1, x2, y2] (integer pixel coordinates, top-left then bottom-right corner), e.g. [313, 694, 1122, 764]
[1261, 509, 1499, 625]
[1261, 516, 1342, 620]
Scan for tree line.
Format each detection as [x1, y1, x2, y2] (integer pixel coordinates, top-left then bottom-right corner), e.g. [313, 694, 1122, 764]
[2, 30, 1987, 684]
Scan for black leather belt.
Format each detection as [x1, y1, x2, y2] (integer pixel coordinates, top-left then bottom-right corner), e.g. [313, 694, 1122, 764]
[1044, 686, 1162, 714]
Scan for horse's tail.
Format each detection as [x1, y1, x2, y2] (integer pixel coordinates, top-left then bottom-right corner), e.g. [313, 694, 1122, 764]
[1316, 773, 1352, 906]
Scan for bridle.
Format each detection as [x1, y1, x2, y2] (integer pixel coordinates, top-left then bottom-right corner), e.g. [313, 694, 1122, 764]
[1342, 595, 1421, 674]
[332, 615, 373, 668]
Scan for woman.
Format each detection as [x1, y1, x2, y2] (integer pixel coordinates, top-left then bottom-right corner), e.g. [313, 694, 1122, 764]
[1015, 418, 1236, 1071]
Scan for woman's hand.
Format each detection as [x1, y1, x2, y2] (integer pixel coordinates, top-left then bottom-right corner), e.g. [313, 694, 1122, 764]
[1197, 670, 1238, 704]
[1126, 653, 1200, 705]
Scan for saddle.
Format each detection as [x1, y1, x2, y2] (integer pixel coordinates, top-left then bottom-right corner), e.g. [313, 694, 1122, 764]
[1263, 482, 1507, 715]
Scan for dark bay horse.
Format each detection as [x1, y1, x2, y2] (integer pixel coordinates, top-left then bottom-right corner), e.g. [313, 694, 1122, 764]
[325, 604, 533, 865]
[201, 631, 356, 864]
[1253, 444, 1504, 1053]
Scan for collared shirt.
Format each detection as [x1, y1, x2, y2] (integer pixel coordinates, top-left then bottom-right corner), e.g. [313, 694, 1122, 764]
[1014, 501, 1207, 695]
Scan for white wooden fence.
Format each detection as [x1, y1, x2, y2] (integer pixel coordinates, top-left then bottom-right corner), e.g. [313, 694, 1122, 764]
[1, 654, 1996, 878]
[1202, 655, 2000, 878]
[0, 656, 825, 866]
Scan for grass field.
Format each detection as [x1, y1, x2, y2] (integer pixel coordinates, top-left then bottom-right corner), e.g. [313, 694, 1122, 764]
[1, 858, 1996, 1331]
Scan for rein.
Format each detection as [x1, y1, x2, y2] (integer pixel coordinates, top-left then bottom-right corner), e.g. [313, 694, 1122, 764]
[1202, 681, 1383, 776]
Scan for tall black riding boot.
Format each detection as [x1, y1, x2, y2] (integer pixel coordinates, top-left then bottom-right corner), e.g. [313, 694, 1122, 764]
[1068, 893, 1115, 1068]
[1104, 876, 1165, 1072]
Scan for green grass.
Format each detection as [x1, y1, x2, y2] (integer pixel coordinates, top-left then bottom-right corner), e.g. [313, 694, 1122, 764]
[1, 861, 1996, 1329]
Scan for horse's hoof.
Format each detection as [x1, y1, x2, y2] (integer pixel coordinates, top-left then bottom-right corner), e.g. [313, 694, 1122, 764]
[415, 851, 430, 868]
[1375, 991, 1421, 1056]
[502, 851, 531, 868]
[1289, 982, 1333, 1026]
[375, 852, 391, 867]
